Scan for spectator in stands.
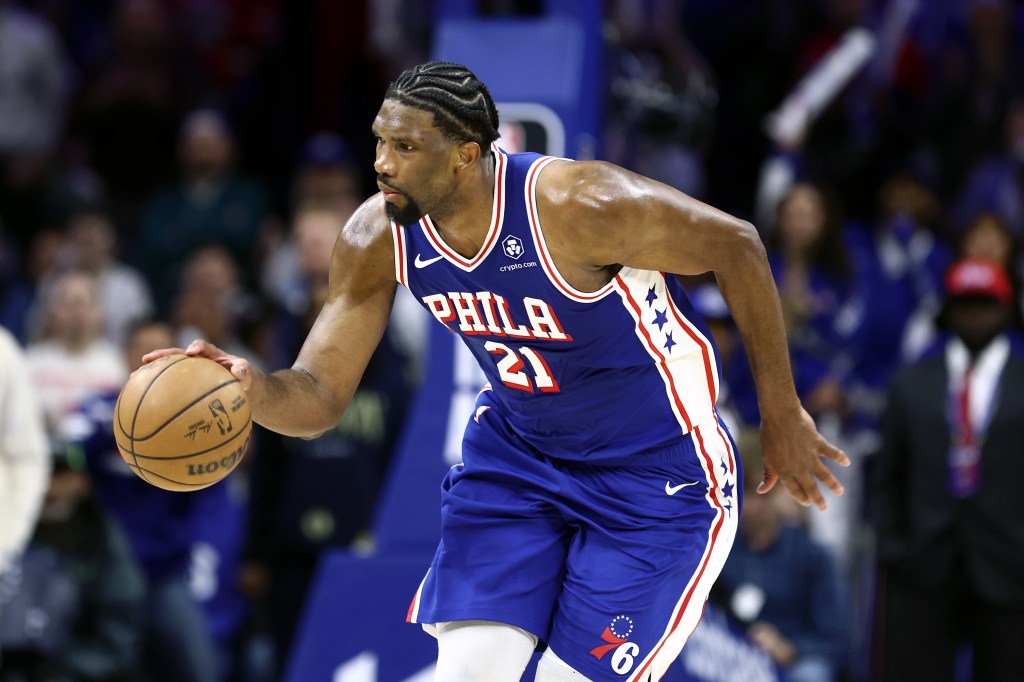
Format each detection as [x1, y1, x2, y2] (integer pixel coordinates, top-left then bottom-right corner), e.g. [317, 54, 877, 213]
[75, 0, 184, 225]
[907, 210, 1024, 356]
[930, 1, 1021, 201]
[960, 211, 1019, 267]
[715, 439, 849, 682]
[845, 169, 952, 444]
[261, 132, 363, 315]
[766, 181, 852, 421]
[951, 98, 1024, 239]
[603, 0, 716, 198]
[0, 226, 36, 342]
[292, 131, 362, 213]
[0, 0, 67, 252]
[1, 445, 147, 682]
[140, 108, 270, 312]
[65, 208, 154, 345]
[172, 245, 263, 366]
[870, 257, 1024, 682]
[0, 326, 50, 575]
[260, 203, 342, 368]
[240, 201, 413, 676]
[61, 319, 233, 682]
[24, 269, 125, 437]
[959, 210, 1023, 318]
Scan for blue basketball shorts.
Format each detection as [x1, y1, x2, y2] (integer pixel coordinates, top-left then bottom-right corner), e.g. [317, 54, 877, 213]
[408, 390, 742, 680]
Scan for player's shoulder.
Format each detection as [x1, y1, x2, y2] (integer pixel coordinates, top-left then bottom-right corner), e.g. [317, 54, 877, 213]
[328, 193, 397, 282]
[537, 158, 638, 200]
[342, 193, 393, 242]
[536, 157, 622, 189]
[534, 158, 644, 224]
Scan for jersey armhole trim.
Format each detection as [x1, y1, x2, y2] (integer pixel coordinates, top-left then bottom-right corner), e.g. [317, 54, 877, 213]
[526, 157, 616, 303]
[391, 220, 408, 287]
[421, 146, 508, 272]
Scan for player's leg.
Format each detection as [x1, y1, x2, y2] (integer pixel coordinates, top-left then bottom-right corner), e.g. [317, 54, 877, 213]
[433, 620, 537, 681]
[544, 422, 741, 681]
[535, 647, 594, 681]
[409, 390, 571, 656]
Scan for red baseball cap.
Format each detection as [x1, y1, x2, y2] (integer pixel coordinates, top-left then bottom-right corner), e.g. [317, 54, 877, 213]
[945, 258, 1014, 305]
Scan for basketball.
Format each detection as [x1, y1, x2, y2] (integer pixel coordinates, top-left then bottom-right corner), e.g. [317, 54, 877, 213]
[113, 354, 252, 492]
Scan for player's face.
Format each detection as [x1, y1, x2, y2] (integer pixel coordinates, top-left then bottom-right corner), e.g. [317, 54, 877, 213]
[373, 99, 462, 225]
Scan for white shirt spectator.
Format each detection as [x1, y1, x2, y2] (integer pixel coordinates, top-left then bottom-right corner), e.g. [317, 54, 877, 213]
[25, 339, 125, 434]
[0, 3, 66, 155]
[0, 327, 50, 574]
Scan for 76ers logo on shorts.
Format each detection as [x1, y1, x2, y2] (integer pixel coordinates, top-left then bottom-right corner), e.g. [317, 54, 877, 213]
[502, 235, 524, 259]
[590, 615, 641, 675]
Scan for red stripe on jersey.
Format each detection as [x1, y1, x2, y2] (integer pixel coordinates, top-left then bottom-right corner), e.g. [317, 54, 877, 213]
[616, 274, 693, 432]
[630, 425, 726, 681]
[407, 570, 428, 623]
[392, 221, 407, 287]
[714, 418, 737, 475]
[422, 149, 507, 269]
[527, 158, 614, 303]
[663, 275, 717, 404]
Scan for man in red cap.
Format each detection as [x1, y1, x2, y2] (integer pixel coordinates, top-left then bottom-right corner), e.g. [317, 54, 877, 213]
[870, 258, 1024, 682]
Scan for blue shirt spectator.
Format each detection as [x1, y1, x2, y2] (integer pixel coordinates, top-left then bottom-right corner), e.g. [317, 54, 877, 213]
[714, 449, 849, 682]
[842, 173, 952, 444]
[140, 109, 270, 314]
[61, 320, 242, 682]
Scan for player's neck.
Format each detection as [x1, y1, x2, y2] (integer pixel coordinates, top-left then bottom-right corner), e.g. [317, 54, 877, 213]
[429, 153, 496, 258]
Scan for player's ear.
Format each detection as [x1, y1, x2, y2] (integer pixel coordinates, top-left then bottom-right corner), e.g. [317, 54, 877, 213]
[456, 141, 482, 171]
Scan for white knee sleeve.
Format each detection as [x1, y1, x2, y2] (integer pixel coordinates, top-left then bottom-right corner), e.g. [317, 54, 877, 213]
[534, 648, 593, 681]
[433, 620, 538, 682]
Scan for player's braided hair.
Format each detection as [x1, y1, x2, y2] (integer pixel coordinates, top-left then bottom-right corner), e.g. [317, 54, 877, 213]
[385, 61, 500, 154]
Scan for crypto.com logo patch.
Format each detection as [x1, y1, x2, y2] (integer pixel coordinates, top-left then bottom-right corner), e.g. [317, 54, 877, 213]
[502, 235, 525, 259]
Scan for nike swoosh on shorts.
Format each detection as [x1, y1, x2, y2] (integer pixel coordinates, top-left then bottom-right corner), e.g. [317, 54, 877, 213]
[665, 480, 700, 495]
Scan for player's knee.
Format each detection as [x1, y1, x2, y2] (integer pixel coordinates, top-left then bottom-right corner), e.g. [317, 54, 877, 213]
[434, 620, 537, 682]
[534, 648, 593, 681]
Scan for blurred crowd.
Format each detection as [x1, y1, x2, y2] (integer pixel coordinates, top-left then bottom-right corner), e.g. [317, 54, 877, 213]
[1, 1, 1024, 681]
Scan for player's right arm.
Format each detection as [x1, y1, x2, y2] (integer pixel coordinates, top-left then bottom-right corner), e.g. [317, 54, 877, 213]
[144, 195, 398, 439]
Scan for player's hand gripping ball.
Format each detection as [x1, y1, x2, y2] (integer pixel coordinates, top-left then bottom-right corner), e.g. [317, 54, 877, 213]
[113, 354, 252, 491]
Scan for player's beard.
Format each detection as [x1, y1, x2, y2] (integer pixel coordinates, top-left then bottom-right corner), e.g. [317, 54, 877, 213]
[384, 195, 426, 226]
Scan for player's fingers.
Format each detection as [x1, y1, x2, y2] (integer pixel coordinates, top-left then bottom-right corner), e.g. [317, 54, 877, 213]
[141, 347, 186, 364]
[814, 461, 845, 497]
[230, 359, 253, 390]
[803, 476, 828, 511]
[185, 338, 220, 357]
[187, 339, 243, 367]
[782, 477, 811, 507]
[756, 469, 778, 495]
[819, 439, 850, 466]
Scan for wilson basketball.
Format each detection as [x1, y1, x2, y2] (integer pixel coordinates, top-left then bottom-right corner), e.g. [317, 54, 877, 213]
[113, 354, 252, 492]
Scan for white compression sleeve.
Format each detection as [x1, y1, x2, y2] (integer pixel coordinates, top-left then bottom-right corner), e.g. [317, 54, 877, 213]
[434, 620, 537, 682]
[534, 648, 594, 681]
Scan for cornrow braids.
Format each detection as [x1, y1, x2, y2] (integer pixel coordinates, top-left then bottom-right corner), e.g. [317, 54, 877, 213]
[385, 61, 500, 154]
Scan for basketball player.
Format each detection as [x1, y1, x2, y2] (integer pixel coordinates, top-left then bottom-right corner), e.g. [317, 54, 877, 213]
[146, 61, 848, 681]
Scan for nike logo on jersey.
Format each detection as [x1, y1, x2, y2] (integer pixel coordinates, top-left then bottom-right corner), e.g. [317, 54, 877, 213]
[665, 480, 700, 495]
[414, 253, 444, 268]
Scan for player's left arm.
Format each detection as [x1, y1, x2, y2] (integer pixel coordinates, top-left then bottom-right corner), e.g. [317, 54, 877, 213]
[537, 160, 849, 510]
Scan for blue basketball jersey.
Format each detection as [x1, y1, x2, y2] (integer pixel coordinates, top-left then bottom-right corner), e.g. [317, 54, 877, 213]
[392, 148, 723, 462]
